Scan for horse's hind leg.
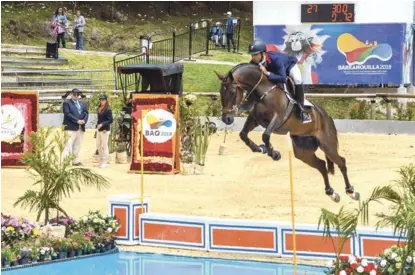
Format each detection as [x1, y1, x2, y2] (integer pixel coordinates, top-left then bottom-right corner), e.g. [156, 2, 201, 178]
[292, 136, 340, 203]
[318, 133, 360, 201]
[240, 114, 262, 153]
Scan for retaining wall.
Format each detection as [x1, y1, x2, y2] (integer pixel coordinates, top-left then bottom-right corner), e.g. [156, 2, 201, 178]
[40, 114, 415, 135]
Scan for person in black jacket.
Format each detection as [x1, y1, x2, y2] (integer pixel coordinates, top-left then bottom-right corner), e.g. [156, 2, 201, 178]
[62, 88, 89, 166]
[96, 94, 113, 168]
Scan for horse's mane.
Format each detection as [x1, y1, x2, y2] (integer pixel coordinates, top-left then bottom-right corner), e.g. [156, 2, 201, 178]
[227, 63, 260, 81]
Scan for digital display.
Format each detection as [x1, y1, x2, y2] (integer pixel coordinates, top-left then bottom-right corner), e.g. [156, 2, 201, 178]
[301, 4, 355, 23]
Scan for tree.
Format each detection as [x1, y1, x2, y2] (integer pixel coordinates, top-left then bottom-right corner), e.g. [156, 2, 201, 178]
[14, 126, 110, 225]
[318, 206, 361, 274]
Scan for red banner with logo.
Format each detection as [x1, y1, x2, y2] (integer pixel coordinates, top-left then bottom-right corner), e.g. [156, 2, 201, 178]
[129, 94, 180, 174]
[1, 91, 39, 168]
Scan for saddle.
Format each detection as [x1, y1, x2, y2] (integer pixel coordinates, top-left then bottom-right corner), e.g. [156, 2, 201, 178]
[279, 76, 313, 108]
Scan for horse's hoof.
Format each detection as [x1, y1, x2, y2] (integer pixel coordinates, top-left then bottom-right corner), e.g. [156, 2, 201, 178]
[348, 192, 360, 201]
[271, 151, 281, 161]
[258, 144, 267, 154]
[329, 193, 341, 203]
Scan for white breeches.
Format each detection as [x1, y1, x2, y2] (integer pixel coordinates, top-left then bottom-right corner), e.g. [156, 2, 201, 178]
[289, 64, 303, 85]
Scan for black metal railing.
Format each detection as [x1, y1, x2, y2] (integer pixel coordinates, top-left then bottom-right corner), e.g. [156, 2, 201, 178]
[140, 17, 242, 64]
[113, 47, 148, 90]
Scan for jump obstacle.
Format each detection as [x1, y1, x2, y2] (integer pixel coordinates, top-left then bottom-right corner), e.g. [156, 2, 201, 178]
[109, 197, 406, 260]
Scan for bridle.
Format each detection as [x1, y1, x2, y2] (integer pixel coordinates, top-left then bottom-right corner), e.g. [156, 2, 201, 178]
[222, 70, 276, 114]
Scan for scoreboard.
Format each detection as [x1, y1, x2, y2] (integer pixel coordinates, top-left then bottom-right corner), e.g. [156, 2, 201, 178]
[301, 3, 355, 23]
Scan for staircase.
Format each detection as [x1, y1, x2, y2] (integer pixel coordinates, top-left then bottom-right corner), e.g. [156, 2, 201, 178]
[1, 44, 113, 102]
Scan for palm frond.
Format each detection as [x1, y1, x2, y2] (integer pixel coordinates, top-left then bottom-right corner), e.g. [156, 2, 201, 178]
[16, 126, 112, 224]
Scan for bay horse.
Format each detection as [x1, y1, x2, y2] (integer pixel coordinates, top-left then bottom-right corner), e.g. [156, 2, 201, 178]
[215, 63, 359, 203]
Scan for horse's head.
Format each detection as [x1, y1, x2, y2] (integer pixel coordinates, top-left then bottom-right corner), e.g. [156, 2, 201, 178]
[214, 71, 244, 125]
[215, 64, 262, 125]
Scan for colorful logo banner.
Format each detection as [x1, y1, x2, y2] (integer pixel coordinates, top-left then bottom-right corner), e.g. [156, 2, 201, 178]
[255, 23, 411, 85]
[1, 91, 39, 167]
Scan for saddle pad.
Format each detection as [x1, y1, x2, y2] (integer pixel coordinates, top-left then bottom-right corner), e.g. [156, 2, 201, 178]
[304, 99, 314, 107]
[283, 88, 314, 107]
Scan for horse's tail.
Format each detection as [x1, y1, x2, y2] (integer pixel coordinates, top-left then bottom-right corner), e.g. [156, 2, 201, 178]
[326, 155, 335, 175]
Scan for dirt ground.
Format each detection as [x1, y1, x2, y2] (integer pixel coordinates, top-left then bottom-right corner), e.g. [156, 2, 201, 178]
[2, 129, 414, 227]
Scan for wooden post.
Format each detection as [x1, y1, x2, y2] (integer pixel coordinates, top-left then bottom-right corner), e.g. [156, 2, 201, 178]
[386, 101, 392, 120]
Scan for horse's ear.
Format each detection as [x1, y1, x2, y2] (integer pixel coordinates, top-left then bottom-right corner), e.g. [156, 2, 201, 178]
[214, 71, 226, 82]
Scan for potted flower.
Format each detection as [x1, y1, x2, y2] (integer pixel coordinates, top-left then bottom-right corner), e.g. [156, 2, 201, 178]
[2, 247, 12, 268]
[66, 239, 76, 258]
[10, 249, 18, 266]
[44, 247, 52, 261]
[84, 241, 94, 255]
[84, 231, 96, 254]
[53, 238, 68, 259]
[69, 232, 84, 256]
[1, 214, 40, 246]
[90, 244, 96, 254]
[38, 246, 51, 261]
[375, 245, 414, 274]
[19, 246, 32, 265]
[31, 248, 39, 263]
[96, 242, 105, 253]
[101, 231, 116, 251]
[51, 252, 57, 261]
[326, 255, 378, 274]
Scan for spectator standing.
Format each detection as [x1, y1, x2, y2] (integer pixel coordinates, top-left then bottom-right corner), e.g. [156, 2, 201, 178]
[225, 11, 236, 53]
[96, 94, 113, 168]
[73, 10, 86, 50]
[62, 89, 89, 166]
[52, 7, 67, 48]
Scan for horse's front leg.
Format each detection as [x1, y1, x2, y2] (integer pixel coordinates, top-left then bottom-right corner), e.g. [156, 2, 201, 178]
[239, 114, 262, 153]
[262, 113, 282, 161]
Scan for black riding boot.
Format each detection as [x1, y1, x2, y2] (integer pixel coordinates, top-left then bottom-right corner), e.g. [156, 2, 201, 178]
[295, 85, 312, 123]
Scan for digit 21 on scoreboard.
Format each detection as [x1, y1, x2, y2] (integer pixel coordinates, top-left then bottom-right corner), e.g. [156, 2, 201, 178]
[301, 3, 355, 23]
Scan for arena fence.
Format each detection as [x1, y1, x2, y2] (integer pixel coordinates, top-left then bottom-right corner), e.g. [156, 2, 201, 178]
[113, 47, 149, 90]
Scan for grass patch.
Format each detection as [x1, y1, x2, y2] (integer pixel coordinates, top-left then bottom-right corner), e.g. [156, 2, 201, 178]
[58, 50, 114, 70]
[194, 51, 250, 63]
[183, 63, 232, 93]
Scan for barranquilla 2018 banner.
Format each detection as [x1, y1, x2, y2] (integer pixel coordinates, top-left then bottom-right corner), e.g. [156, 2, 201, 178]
[255, 23, 412, 85]
[129, 94, 180, 174]
[1, 91, 39, 168]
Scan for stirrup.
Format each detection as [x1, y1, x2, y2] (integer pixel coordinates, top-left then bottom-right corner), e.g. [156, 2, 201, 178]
[301, 111, 312, 123]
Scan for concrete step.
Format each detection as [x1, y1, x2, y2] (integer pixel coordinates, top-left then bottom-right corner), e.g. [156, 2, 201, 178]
[1, 56, 68, 66]
[0, 85, 100, 90]
[2, 78, 93, 87]
[2, 68, 78, 76]
[2, 44, 43, 49]
[1, 47, 44, 55]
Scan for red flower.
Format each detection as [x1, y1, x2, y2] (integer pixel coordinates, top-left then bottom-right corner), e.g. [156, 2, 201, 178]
[340, 255, 349, 262]
[350, 263, 359, 269]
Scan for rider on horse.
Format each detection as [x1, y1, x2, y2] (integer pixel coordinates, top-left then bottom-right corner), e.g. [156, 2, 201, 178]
[248, 40, 312, 124]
